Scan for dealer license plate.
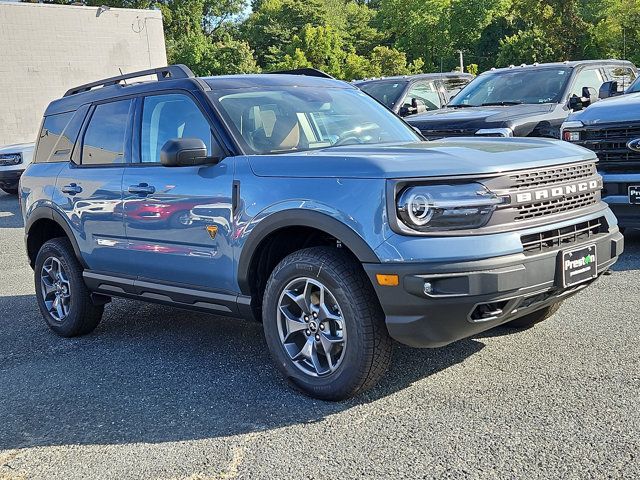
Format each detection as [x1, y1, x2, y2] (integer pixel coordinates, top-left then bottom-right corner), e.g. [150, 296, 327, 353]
[560, 244, 597, 288]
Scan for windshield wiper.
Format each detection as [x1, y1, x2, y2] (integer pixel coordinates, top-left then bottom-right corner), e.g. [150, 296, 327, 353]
[480, 101, 523, 106]
[447, 104, 476, 108]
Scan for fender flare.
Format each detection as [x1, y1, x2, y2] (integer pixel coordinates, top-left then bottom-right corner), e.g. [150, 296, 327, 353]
[237, 209, 380, 295]
[25, 206, 87, 268]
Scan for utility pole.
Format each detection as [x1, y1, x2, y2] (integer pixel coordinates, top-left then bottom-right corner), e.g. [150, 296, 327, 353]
[457, 50, 464, 73]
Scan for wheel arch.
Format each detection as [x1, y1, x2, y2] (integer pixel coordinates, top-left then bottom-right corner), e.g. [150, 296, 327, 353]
[25, 207, 86, 269]
[237, 209, 379, 298]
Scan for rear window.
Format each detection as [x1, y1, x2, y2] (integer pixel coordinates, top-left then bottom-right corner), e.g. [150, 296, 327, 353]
[81, 100, 132, 165]
[34, 109, 86, 163]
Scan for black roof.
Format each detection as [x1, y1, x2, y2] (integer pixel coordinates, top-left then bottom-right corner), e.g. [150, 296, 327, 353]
[45, 66, 353, 116]
[354, 72, 473, 85]
[203, 74, 352, 91]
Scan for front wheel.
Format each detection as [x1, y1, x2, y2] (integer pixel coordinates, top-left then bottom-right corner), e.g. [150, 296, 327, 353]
[505, 301, 563, 329]
[262, 247, 392, 401]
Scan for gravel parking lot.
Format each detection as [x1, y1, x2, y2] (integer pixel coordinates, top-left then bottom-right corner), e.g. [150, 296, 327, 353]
[1, 190, 639, 480]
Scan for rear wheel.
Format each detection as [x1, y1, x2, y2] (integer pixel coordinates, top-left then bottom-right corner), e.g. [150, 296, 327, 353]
[262, 247, 392, 401]
[34, 238, 104, 337]
[505, 301, 563, 329]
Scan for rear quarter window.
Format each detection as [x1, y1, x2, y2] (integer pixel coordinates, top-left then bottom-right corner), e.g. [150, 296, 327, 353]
[34, 107, 87, 163]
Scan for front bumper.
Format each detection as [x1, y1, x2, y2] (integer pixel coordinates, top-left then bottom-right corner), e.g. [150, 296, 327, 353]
[0, 169, 23, 190]
[602, 173, 640, 228]
[363, 227, 623, 348]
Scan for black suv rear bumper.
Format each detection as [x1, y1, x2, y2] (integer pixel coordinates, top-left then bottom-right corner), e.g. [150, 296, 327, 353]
[363, 230, 623, 348]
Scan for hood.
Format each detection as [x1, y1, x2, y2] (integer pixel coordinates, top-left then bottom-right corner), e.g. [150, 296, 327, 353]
[0, 142, 35, 154]
[406, 104, 556, 131]
[569, 92, 640, 124]
[247, 139, 595, 179]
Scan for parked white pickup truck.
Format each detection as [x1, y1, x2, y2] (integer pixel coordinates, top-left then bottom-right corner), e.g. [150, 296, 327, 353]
[0, 143, 34, 195]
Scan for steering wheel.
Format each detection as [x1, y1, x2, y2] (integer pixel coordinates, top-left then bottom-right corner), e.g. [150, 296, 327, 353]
[333, 123, 378, 146]
[333, 135, 365, 147]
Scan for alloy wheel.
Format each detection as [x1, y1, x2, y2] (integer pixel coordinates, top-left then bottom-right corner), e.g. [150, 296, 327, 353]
[40, 257, 71, 322]
[277, 277, 346, 377]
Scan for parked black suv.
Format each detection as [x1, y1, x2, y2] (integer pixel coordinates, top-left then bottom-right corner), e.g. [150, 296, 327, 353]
[562, 90, 640, 230]
[407, 60, 637, 140]
[354, 73, 473, 117]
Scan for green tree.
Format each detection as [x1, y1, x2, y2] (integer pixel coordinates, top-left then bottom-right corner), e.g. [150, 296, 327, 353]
[167, 32, 260, 76]
[275, 25, 346, 76]
[240, 0, 327, 67]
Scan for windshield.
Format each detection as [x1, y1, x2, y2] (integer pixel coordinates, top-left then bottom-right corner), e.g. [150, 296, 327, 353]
[357, 80, 408, 109]
[210, 87, 420, 155]
[449, 67, 571, 107]
[627, 77, 640, 93]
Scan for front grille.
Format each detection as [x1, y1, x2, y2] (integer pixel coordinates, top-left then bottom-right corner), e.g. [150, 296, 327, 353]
[509, 162, 597, 190]
[575, 124, 640, 171]
[514, 191, 599, 221]
[520, 217, 606, 255]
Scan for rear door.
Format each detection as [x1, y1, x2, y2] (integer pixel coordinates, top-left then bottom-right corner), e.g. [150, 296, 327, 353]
[122, 92, 236, 292]
[53, 98, 133, 274]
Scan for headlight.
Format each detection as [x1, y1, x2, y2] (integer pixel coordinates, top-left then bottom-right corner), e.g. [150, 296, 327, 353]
[0, 153, 22, 166]
[474, 127, 513, 137]
[561, 121, 583, 142]
[396, 183, 503, 232]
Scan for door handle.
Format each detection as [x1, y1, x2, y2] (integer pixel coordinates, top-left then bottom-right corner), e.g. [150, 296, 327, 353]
[61, 183, 82, 195]
[128, 183, 156, 195]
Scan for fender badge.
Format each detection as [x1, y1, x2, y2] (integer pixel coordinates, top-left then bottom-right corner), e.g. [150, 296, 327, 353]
[206, 225, 218, 240]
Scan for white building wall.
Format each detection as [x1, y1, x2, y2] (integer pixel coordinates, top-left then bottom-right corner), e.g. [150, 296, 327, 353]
[0, 2, 167, 146]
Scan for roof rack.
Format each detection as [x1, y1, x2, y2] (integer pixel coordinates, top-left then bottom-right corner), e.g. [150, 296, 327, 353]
[267, 68, 334, 79]
[63, 64, 195, 97]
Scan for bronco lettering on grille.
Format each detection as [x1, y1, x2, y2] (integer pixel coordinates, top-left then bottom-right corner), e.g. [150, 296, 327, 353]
[513, 179, 601, 205]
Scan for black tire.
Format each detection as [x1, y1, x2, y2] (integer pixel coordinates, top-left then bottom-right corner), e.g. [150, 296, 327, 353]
[505, 301, 563, 329]
[1, 187, 18, 195]
[262, 247, 392, 401]
[34, 237, 104, 337]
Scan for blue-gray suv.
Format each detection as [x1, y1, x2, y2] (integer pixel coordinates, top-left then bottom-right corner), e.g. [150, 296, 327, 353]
[20, 65, 624, 400]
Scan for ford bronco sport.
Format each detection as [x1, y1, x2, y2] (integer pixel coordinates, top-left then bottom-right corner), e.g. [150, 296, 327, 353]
[20, 65, 623, 400]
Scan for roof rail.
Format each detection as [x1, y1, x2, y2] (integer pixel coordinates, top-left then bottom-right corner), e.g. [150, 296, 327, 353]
[267, 68, 334, 79]
[63, 64, 195, 97]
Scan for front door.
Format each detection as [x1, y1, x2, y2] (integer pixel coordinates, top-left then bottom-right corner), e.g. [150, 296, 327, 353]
[122, 92, 235, 292]
[54, 99, 133, 275]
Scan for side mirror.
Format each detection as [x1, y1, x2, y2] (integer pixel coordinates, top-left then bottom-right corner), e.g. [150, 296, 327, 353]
[160, 138, 219, 167]
[399, 98, 428, 117]
[568, 94, 584, 112]
[598, 80, 618, 99]
[581, 86, 598, 107]
[412, 98, 428, 115]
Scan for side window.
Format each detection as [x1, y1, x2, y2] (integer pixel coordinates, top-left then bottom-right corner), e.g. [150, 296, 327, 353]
[35, 112, 73, 163]
[82, 100, 132, 165]
[607, 67, 637, 92]
[570, 69, 604, 97]
[403, 81, 442, 110]
[141, 94, 213, 163]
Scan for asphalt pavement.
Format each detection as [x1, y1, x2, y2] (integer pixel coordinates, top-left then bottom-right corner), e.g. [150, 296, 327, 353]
[0, 191, 638, 479]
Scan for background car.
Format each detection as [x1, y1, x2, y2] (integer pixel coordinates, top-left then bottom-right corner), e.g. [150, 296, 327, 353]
[354, 73, 473, 117]
[0, 142, 34, 195]
[562, 92, 640, 231]
[405, 60, 637, 140]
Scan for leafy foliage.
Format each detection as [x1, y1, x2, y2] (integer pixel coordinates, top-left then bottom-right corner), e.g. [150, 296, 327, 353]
[30, 0, 640, 78]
